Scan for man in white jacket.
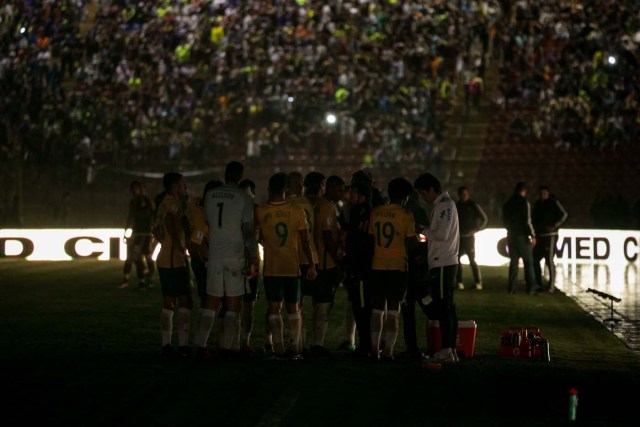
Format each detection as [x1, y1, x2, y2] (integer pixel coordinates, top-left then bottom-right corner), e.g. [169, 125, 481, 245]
[414, 173, 460, 363]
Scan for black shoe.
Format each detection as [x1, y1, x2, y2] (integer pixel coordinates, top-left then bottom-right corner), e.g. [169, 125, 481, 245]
[160, 344, 176, 358]
[310, 345, 331, 356]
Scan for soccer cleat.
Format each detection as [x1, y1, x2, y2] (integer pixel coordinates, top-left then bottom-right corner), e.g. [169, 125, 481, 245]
[474, 282, 483, 290]
[195, 347, 215, 361]
[263, 343, 274, 354]
[452, 350, 460, 362]
[457, 282, 465, 290]
[546, 286, 556, 294]
[288, 352, 304, 361]
[119, 281, 129, 289]
[160, 344, 176, 358]
[337, 340, 356, 352]
[431, 348, 458, 363]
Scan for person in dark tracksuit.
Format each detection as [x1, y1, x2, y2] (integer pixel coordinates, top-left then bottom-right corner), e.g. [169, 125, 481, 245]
[502, 182, 537, 295]
[532, 186, 568, 293]
[455, 186, 488, 290]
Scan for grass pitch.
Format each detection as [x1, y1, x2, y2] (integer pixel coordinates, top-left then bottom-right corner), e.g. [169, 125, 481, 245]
[1, 260, 638, 426]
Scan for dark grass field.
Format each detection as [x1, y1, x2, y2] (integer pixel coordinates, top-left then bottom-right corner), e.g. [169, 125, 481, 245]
[1, 260, 639, 426]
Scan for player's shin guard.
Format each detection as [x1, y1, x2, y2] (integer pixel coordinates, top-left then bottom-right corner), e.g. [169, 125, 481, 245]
[288, 312, 302, 354]
[383, 310, 399, 358]
[194, 308, 216, 348]
[370, 309, 384, 355]
[268, 314, 285, 355]
[223, 311, 239, 351]
[177, 307, 191, 347]
[161, 308, 174, 346]
[313, 303, 331, 346]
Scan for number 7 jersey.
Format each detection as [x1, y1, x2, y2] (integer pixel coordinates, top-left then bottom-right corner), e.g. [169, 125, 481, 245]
[368, 203, 416, 271]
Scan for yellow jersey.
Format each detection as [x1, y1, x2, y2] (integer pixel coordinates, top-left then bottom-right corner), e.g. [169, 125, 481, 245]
[369, 203, 415, 271]
[286, 193, 319, 266]
[314, 197, 340, 270]
[155, 194, 187, 268]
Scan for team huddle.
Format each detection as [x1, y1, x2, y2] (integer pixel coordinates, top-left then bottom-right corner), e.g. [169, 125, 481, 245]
[125, 161, 464, 363]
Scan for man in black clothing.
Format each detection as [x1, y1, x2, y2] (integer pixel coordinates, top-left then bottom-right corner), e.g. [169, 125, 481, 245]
[342, 182, 375, 358]
[502, 182, 537, 294]
[532, 186, 568, 293]
[456, 186, 488, 290]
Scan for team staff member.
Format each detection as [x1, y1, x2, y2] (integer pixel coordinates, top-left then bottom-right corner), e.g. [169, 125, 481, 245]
[120, 181, 155, 290]
[456, 186, 488, 290]
[155, 173, 193, 358]
[311, 175, 345, 355]
[414, 173, 460, 363]
[503, 182, 537, 295]
[193, 161, 258, 360]
[256, 173, 317, 360]
[532, 185, 568, 293]
[368, 178, 417, 361]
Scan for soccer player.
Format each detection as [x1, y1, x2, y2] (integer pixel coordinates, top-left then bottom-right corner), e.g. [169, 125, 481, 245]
[368, 178, 417, 361]
[285, 171, 319, 354]
[193, 161, 258, 360]
[414, 173, 460, 363]
[256, 172, 317, 360]
[310, 175, 345, 355]
[155, 173, 193, 358]
[120, 181, 155, 290]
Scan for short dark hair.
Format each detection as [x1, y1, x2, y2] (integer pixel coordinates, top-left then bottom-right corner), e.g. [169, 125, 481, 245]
[287, 172, 304, 194]
[458, 186, 468, 196]
[515, 182, 527, 193]
[539, 185, 550, 192]
[224, 161, 244, 183]
[162, 172, 183, 192]
[269, 173, 288, 195]
[130, 181, 143, 191]
[351, 182, 372, 201]
[414, 173, 441, 193]
[304, 171, 326, 195]
[388, 177, 413, 201]
[326, 175, 345, 190]
[351, 169, 373, 186]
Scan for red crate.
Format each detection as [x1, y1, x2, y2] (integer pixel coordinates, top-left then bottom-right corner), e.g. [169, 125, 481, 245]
[500, 327, 550, 361]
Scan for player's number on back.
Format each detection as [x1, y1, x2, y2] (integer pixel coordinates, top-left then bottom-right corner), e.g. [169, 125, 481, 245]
[217, 202, 223, 228]
[374, 221, 395, 248]
[275, 222, 288, 247]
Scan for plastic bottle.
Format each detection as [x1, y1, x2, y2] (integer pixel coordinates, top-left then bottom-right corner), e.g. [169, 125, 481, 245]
[568, 388, 578, 421]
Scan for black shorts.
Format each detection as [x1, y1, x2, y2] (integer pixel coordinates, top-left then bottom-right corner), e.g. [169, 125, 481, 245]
[300, 264, 318, 297]
[243, 276, 259, 302]
[158, 266, 190, 297]
[313, 268, 339, 304]
[263, 276, 301, 304]
[370, 270, 408, 302]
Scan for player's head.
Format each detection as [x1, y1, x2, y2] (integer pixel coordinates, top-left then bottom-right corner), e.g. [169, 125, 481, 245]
[130, 181, 144, 196]
[287, 171, 304, 195]
[224, 161, 244, 184]
[351, 182, 372, 205]
[325, 175, 346, 202]
[539, 185, 550, 200]
[388, 177, 413, 204]
[304, 171, 326, 196]
[239, 179, 256, 198]
[162, 172, 186, 196]
[203, 179, 223, 198]
[268, 172, 288, 198]
[351, 169, 373, 186]
[514, 182, 527, 195]
[414, 173, 441, 203]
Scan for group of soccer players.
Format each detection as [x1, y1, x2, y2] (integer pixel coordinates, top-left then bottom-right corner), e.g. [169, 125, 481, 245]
[144, 160, 461, 363]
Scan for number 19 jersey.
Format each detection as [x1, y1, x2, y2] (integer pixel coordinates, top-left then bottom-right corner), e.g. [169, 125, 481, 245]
[369, 203, 416, 271]
[256, 201, 308, 277]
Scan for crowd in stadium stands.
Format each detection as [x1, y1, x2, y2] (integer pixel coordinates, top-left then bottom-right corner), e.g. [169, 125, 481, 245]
[1, 1, 639, 228]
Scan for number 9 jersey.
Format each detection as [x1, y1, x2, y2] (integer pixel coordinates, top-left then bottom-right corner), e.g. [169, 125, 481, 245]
[256, 200, 308, 277]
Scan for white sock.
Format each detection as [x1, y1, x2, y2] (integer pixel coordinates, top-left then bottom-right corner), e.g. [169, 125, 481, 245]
[241, 304, 254, 347]
[383, 310, 400, 358]
[177, 307, 191, 347]
[194, 308, 216, 348]
[370, 309, 384, 354]
[288, 312, 302, 354]
[264, 311, 272, 345]
[160, 308, 174, 347]
[313, 303, 331, 347]
[268, 314, 285, 355]
[223, 311, 239, 351]
[345, 303, 356, 344]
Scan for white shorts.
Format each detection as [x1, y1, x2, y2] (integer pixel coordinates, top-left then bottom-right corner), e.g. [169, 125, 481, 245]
[206, 258, 246, 297]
